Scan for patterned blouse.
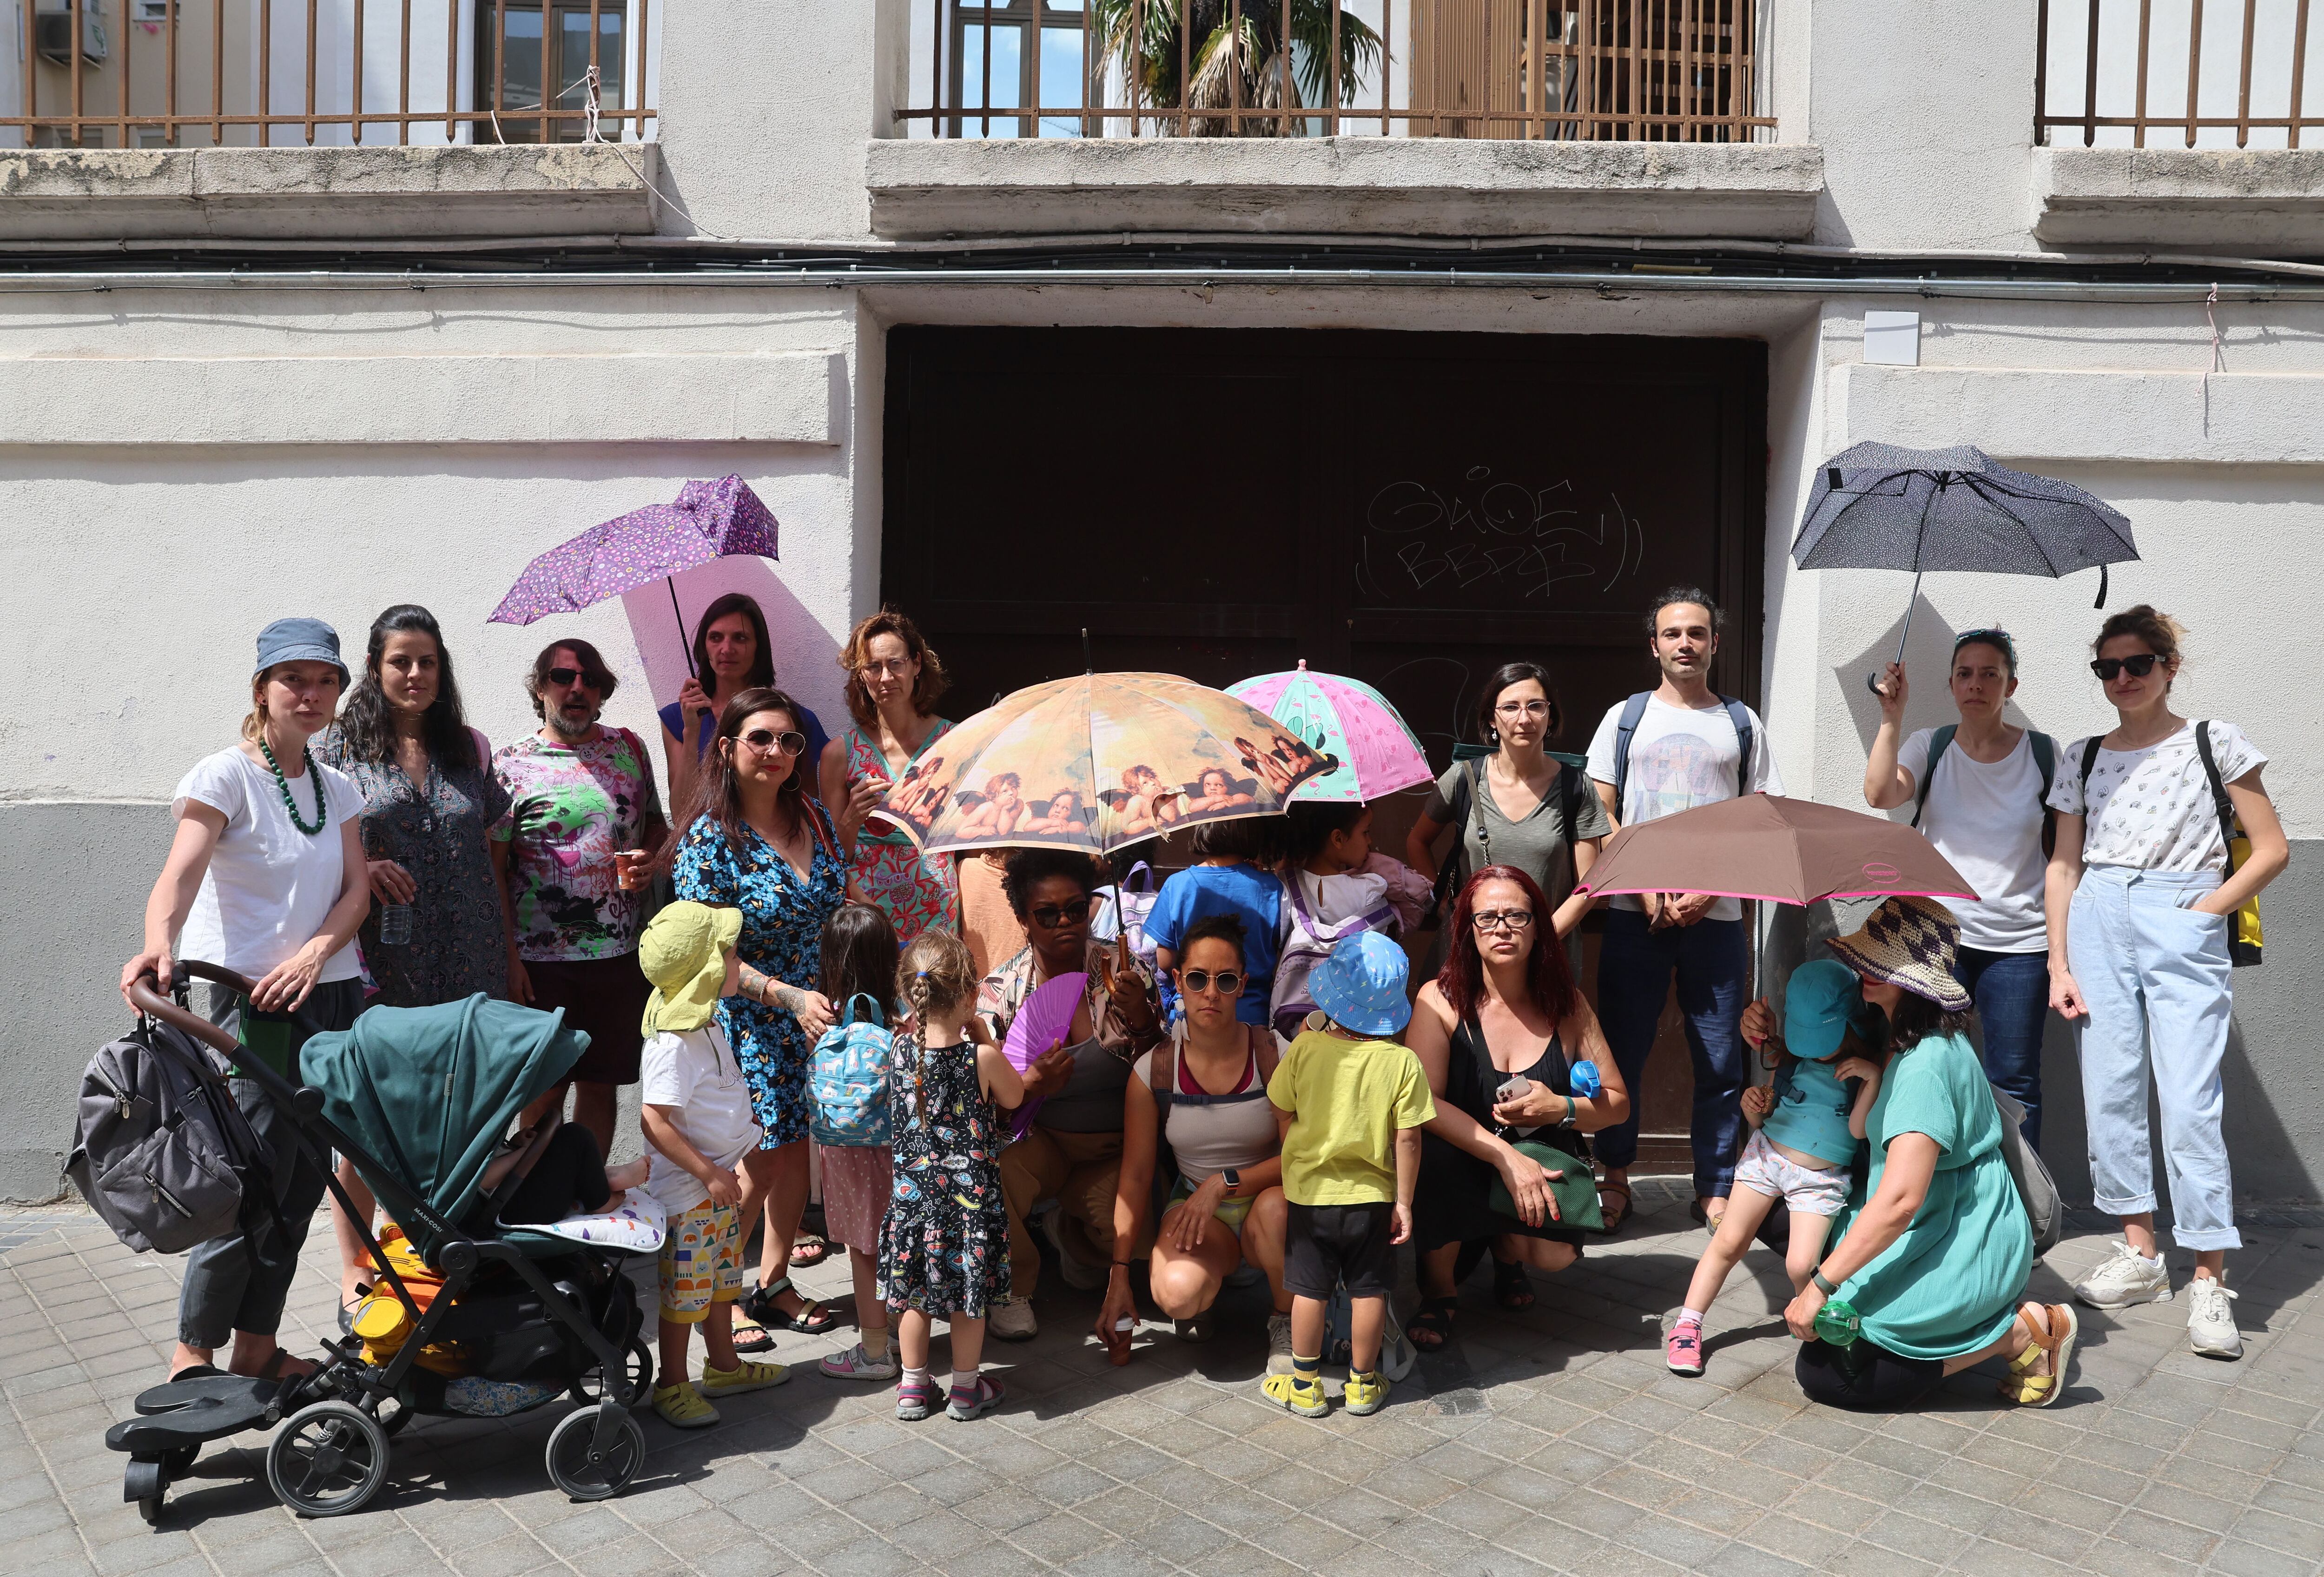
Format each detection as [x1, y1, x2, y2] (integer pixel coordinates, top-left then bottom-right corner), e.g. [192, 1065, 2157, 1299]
[318, 727, 510, 1007]
[841, 720, 960, 945]
[670, 802, 846, 1148]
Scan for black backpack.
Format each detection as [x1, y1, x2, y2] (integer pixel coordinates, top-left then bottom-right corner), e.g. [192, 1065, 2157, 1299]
[67, 1016, 275, 1255]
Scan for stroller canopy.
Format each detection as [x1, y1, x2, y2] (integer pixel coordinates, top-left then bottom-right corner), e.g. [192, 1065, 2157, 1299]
[304, 996, 588, 1256]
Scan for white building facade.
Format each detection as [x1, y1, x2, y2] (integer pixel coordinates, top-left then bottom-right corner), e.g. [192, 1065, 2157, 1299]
[3, 0, 2319, 1204]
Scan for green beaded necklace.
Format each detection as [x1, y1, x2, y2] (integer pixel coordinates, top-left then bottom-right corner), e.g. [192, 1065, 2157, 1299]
[256, 736, 329, 837]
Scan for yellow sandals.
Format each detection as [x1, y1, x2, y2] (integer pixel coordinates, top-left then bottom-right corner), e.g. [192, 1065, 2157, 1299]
[1998, 1302, 2079, 1407]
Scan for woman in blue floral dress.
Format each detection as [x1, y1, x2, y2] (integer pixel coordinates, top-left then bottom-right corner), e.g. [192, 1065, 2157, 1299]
[670, 686, 846, 1335]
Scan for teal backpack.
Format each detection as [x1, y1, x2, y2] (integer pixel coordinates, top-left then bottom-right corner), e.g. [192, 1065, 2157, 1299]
[809, 994, 895, 1148]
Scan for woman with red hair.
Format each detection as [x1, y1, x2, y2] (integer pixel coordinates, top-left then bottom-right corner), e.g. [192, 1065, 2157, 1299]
[1404, 865, 1629, 1351]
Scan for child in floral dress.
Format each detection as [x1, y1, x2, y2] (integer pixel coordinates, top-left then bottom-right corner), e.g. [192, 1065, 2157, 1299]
[878, 928, 1025, 1422]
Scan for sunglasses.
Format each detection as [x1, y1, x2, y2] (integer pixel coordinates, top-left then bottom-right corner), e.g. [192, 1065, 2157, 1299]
[2090, 654, 2160, 681]
[1179, 967, 1246, 997]
[738, 728, 807, 757]
[1472, 909, 1536, 933]
[1029, 897, 1092, 928]
[544, 667, 603, 690]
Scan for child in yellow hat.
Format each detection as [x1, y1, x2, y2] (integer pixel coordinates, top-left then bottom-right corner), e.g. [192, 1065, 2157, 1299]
[637, 901, 789, 1428]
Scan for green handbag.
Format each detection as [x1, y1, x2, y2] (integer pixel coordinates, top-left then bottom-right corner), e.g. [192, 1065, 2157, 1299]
[1487, 1139, 1604, 1233]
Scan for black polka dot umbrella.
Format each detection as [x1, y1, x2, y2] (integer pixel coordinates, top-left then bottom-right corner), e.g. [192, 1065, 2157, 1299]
[1794, 443, 2139, 692]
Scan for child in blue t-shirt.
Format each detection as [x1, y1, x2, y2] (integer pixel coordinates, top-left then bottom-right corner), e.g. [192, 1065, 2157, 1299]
[1666, 959, 1883, 1378]
[1145, 817, 1283, 1027]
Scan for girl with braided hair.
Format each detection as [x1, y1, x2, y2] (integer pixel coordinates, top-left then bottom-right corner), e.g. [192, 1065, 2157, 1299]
[879, 928, 1025, 1422]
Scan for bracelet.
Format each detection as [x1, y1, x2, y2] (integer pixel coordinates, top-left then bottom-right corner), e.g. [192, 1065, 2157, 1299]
[1812, 1269, 1840, 1296]
[1560, 1094, 1577, 1128]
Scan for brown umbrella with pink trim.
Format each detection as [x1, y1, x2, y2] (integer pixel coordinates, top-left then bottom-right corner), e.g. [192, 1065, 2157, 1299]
[1573, 794, 1975, 908]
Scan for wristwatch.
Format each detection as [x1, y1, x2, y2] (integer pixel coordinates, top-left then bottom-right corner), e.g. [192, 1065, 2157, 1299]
[1221, 1168, 1241, 1193]
[1812, 1268, 1841, 1296]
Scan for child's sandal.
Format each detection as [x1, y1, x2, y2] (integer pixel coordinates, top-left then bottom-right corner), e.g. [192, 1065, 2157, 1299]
[1998, 1302, 2078, 1407]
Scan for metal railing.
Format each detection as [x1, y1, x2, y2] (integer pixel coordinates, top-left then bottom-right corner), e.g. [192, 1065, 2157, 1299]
[3, 1, 655, 149]
[899, 0, 1771, 142]
[2037, 0, 2324, 147]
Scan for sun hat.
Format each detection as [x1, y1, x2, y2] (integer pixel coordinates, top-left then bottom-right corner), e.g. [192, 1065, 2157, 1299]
[1307, 930, 1413, 1038]
[1825, 895, 1971, 1013]
[1783, 959, 1864, 1061]
[254, 617, 350, 688]
[639, 902, 744, 1034]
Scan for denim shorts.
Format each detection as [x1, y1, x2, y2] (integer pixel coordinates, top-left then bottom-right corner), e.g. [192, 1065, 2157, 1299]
[1732, 1130, 1850, 1217]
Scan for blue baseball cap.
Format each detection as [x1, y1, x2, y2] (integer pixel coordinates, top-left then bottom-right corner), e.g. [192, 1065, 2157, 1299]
[1308, 930, 1412, 1038]
[254, 617, 349, 688]
[1785, 959, 1864, 1061]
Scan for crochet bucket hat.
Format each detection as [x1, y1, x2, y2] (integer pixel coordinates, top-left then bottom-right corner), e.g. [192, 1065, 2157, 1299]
[1824, 895, 1971, 1013]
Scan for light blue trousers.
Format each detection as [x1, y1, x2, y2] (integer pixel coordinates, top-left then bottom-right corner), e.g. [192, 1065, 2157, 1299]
[2067, 864, 2240, 1251]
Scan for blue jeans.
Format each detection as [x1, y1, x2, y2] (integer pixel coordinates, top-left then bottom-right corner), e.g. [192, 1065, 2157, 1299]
[1594, 910, 1749, 1198]
[1953, 947, 2050, 1155]
[2067, 865, 2239, 1252]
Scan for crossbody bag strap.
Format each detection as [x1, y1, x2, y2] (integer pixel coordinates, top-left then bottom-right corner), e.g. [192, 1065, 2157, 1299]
[1910, 724, 1957, 830]
[2193, 722, 2242, 878]
[1720, 696, 1755, 797]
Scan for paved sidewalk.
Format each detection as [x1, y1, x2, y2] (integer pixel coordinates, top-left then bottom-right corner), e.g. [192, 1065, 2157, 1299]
[7, 1185, 2324, 1577]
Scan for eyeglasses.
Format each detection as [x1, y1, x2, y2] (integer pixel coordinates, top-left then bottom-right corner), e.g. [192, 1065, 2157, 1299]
[858, 659, 914, 679]
[543, 667, 603, 691]
[1472, 909, 1536, 933]
[2090, 654, 2160, 681]
[739, 729, 807, 757]
[1493, 700, 1552, 720]
[1029, 897, 1092, 928]
[1179, 968, 1246, 997]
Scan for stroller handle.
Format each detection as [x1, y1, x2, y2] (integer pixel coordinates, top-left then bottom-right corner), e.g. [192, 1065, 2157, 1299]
[128, 971, 244, 1060]
[128, 963, 317, 1116]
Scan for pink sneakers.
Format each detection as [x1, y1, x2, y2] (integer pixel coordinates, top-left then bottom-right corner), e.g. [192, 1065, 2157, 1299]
[1666, 1319, 1705, 1377]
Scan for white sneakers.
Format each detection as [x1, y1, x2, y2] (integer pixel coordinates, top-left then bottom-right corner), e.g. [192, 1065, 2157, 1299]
[1266, 1312, 1295, 1376]
[2071, 1241, 2173, 1308]
[988, 1294, 1038, 1342]
[2072, 1241, 2244, 1360]
[2185, 1276, 2244, 1360]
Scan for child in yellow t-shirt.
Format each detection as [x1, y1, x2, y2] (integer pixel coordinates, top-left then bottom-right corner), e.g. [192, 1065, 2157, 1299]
[1264, 931, 1436, 1418]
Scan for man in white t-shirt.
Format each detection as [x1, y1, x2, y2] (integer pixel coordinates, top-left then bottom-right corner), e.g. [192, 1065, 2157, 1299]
[1584, 589, 1782, 1229]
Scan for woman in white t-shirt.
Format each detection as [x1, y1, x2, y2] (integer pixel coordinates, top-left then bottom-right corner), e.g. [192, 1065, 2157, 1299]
[2044, 607, 2287, 1361]
[1864, 629, 2056, 1152]
[118, 618, 373, 1388]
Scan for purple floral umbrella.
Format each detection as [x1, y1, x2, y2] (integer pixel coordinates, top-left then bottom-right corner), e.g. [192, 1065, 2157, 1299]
[487, 475, 779, 676]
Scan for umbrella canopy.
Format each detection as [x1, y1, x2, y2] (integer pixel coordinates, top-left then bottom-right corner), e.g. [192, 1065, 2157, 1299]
[1574, 795, 1975, 908]
[488, 475, 780, 657]
[1227, 662, 1432, 803]
[303, 995, 588, 1258]
[876, 671, 1329, 857]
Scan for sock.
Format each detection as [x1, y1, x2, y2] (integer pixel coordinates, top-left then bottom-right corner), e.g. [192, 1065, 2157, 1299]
[1291, 1354, 1321, 1388]
[1678, 1308, 1704, 1326]
[950, 1368, 983, 1398]
[1351, 1368, 1380, 1383]
[862, 1326, 891, 1360]
[903, 1365, 931, 1391]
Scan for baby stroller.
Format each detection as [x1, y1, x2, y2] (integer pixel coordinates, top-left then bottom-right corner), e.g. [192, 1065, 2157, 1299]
[106, 963, 656, 1521]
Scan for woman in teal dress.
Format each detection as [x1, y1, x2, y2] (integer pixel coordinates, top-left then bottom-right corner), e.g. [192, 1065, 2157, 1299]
[1769, 896, 2079, 1411]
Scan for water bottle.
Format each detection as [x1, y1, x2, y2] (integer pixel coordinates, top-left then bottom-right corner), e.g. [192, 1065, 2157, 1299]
[377, 904, 412, 946]
[1813, 1297, 1862, 1348]
[1569, 1060, 1602, 1098]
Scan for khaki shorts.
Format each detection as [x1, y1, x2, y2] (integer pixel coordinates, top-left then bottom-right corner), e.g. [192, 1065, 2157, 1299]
[659, 1200, 745, 1323]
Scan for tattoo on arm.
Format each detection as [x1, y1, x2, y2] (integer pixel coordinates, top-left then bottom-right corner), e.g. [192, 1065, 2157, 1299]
[739, 965, 770, 1004]
[773, 983, 805, 1013]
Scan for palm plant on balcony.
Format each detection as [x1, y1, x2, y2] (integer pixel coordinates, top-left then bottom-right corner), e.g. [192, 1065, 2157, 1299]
[1090, 0, 1384, 136]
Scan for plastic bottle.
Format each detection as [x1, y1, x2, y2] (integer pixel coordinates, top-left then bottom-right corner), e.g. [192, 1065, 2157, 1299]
[1813, 1298, 1862, 1348]
[1569, 1060, 1602, 1098]
[377, 903, 412, 946]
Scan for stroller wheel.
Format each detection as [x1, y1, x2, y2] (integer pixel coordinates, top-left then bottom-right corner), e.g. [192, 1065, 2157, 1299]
[569, 1338, 654, 1410]
[162, 1443, 199, 1478]
[266, 1400, 390, 1518]
[546, 1404, 645, 1502]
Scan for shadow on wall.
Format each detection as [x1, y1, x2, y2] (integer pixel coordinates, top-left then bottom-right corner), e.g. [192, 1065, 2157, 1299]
[1831, 598, 2050, 768]
[618, 553, 843, 728]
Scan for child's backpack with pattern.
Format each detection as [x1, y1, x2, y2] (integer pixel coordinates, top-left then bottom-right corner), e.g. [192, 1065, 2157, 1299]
[809, 994, 894, 1147]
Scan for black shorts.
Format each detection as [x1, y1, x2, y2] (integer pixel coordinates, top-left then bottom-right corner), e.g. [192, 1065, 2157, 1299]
[523, 955, 653, 1085]
[1284, 1201, 1394, 1301]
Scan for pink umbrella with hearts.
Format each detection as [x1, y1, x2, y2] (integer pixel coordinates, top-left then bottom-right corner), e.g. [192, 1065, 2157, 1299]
[1226, 662, 1432, 803]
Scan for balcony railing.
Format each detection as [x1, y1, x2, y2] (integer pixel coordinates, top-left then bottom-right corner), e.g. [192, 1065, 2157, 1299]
[899, 0, 1771, 143]
[2038, 0, 2324, 147]
[1, 1, 657, 149]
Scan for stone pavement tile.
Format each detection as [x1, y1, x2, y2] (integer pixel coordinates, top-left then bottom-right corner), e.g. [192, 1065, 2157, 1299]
[1771, 1484, 1883, 1536]
[1127, 1509, 1235, 1566]
[2230, 1502, 2324, 1559]
[2107, 1504, 2221, 1563]
[1736, 1508, 1855, 1569]
[2072, 1532, 2199, 1576]
[1612, 1511, 1731, 1571]
[1693, 1541, 1813, 1577]
[1058, 1542, 1180, 1577]
[1540, 1486, 1651, 1541]
[2206, 1536, 2321, 1577]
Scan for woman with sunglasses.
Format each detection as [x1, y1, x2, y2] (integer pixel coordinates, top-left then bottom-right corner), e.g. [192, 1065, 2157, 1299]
[1403, 866, 1627, 1350]
[2046, 607, 2286, 1359]
[669, 687, 849, 1338]
[1098, 914, 1293, 1363]
[819, 610, 959, 945]
[1864, 629, 2059, 1152]
[980, 848, 1164, 1341]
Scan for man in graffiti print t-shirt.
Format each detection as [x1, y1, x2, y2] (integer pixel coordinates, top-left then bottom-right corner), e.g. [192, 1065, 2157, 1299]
[1583, 590, 1782, 1230]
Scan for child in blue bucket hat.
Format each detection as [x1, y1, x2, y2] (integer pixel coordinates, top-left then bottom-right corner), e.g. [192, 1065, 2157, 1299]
[1261, 930, 1436, 1418]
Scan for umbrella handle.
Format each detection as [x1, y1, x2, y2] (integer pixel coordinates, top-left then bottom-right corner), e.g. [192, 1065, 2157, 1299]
[668, 577, 696, 681]
[1865, 570, 1925, 696]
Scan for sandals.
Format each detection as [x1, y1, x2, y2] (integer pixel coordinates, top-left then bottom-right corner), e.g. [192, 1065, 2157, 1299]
[1406, 1296, 1458, 1352]
[741, 1275, 839, 1336]
[1493, 1258, 1535, 1311]
[789, 1232, 830, 1268]
[1689, 1198, 1726, 1236]
[1999, 1302, 2079, 1407]
[1596, 1178, 1633, 1234]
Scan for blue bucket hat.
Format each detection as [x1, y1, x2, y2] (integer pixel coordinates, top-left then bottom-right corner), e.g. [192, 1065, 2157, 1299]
[1784, 959, 1864, 1061]
[255, 617, 349, 688]
[1308, 930, 1412, 1038]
